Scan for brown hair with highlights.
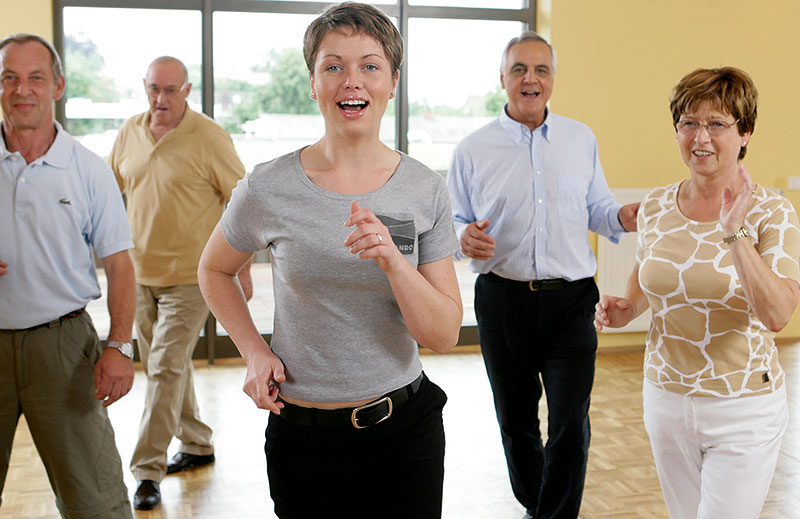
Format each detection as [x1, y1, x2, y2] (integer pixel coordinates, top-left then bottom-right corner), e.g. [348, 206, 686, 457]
[303, 2, 403, 77]
[669, 67, 757, 160]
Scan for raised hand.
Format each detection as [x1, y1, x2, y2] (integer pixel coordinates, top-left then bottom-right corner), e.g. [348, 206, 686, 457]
[344, 200, 402, 272]
[720, 164, 754, 234]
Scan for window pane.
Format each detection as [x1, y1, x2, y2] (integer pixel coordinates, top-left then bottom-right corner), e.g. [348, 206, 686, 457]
[407, 18, 522, 172]
[214, 11, 397, 173]
[62, 7, 202, 159]
[410, 0, 525, 10]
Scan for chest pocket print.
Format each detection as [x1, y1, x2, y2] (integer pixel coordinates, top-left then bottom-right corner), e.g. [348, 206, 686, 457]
[377, 214, 415, 255]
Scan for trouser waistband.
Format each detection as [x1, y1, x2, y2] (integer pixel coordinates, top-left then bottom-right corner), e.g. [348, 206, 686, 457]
[277, 373, 425, 429]
[484, 272, 590, 291]
[1, 308, 86, 332]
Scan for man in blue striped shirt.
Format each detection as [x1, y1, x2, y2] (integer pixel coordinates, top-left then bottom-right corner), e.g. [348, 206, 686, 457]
[447, 31, 638, 519]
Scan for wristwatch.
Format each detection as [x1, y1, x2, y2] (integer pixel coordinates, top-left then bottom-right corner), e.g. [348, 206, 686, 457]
[105, 340, 134, 359]
[723, 226, 749, 244]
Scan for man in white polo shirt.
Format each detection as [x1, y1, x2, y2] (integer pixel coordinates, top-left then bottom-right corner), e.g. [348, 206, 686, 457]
[0, 33, 136, 519]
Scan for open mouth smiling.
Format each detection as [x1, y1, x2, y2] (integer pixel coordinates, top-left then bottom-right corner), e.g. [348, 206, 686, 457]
[338, 99, 368, 113]
[521, 90, 540, 98]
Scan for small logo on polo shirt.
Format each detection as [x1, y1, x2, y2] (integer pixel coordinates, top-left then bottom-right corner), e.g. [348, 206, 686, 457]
[59, 198, 71, 205]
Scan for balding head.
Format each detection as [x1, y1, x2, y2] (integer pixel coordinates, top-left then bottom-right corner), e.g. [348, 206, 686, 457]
[146, 56, 188, 84]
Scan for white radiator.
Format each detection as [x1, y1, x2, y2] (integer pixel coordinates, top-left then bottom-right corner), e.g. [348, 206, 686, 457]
[596, 188, 651, 333]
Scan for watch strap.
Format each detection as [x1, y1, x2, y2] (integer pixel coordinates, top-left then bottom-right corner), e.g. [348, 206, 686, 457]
[105, 340, 134, 359]
[723, 226, 749, 244]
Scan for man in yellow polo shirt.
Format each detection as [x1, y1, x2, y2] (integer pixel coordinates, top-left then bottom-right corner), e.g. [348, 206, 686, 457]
[109, 56, 248, 511]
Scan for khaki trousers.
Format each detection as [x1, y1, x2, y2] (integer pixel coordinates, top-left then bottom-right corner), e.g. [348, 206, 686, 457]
[0, 313, 131, 519]
[130, 284, 214, 482]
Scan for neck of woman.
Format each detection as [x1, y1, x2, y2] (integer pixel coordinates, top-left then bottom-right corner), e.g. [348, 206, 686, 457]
[679, 165, 743, 221]
[301, 133, 401, 194]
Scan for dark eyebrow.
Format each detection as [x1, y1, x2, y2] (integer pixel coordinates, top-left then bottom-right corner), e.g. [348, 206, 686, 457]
[321, 53, 386, 61]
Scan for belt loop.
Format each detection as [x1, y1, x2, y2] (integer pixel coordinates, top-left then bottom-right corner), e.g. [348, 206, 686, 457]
[46, 319, 61, 329]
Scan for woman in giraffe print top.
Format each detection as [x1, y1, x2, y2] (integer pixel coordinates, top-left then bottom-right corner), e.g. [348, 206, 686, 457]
[594, 67, 800, 519]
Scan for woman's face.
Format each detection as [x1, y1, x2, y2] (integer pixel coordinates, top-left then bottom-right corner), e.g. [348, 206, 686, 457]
[676, 100, 750, 180]
[310, 29, 398, 140]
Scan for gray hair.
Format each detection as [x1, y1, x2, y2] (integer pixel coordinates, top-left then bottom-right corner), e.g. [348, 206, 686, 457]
[500, 31, 557, 73]
[146, 56, 189, 84]
[0, 33, 63, 80]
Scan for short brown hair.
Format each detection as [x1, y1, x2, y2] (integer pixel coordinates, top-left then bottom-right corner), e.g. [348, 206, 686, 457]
[0, 33, 63, 81]
[303, 2, 403, 77]
[669, 67, 757, 160]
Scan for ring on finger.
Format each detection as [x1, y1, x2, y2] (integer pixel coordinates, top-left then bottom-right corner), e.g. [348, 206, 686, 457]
[375, 232, 383, 244]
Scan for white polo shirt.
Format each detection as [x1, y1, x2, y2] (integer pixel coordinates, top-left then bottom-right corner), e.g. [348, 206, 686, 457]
[0, 122, 133, 329]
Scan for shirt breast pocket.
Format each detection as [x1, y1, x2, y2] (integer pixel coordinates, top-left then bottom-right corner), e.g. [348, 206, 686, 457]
[377, 213, 415, 256]
[558, 173, 590, 224]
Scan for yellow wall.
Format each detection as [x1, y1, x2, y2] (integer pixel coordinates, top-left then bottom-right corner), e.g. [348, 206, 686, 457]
[550, 0, 800, 345]
[0, 0, 52, 41]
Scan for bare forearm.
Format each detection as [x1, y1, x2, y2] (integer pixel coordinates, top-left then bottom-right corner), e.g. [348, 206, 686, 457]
[198, 267, 269, 361]
[623, 264, 650, 320]
[386, 258, 462, 353]
[730, 240, 799, 331]
[103, 251, 135, 342]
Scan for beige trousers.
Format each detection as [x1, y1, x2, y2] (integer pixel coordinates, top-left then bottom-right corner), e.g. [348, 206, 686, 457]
[130, 284, 214, 482]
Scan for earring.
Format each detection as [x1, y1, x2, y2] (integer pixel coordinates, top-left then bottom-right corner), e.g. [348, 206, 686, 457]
[310, 91, 317, 100]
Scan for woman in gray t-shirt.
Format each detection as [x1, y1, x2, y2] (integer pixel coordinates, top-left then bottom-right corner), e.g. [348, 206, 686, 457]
[198, 3, 462, 517]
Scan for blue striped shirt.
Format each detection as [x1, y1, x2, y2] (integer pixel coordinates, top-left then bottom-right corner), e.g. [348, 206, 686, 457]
[447, 108, 624, 282]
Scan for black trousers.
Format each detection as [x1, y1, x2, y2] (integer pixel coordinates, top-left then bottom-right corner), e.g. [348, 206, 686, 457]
[265, 374, 447, 518]
[475, 274, 598, 519]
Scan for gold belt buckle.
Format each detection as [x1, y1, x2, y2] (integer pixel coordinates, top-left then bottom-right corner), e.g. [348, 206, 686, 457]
[351, 396, 393, 429]
[528, 280, 539, 291]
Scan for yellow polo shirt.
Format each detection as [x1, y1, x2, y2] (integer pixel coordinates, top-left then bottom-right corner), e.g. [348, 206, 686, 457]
[109, 106, 245, 286]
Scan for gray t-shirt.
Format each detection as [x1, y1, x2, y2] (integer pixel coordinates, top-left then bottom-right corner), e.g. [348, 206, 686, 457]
[221, 149, 459, 402]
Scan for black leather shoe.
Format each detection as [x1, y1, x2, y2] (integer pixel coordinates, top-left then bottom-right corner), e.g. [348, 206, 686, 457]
[133, 480, 160, 510]
[166, 452, 216, 475]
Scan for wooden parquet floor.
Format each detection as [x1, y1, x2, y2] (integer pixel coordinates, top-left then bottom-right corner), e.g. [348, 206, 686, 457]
[3, 344, 800, 518]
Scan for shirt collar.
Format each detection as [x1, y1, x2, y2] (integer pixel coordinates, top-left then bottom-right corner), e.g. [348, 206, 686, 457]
[499, 104, 552, 143]
[141, 102, 194, 140]
[0, 120, 72, 168]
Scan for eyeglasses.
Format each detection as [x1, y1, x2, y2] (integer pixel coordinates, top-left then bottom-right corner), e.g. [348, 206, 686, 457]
[145, 83, 188, 98]
[676, 118, 739, 137]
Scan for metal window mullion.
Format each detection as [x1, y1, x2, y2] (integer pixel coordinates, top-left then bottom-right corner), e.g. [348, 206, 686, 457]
[53, 0, 66, 126]
[58, 0, 201, 9]
[202, 0, 214, 117]
[396, 0, 409, 153]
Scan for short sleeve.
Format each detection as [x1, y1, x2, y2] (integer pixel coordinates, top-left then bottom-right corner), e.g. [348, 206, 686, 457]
[207, 128, 246, 203]
[418, 180, 459, 265]
[756, 197, 800, 283]
[220, 175, 269, 253]
[87, 158, 133, 258]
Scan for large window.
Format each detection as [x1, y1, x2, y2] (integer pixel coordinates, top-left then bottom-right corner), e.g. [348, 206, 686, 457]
[55, 0, 535, 341]
[61, 7, 202, 158]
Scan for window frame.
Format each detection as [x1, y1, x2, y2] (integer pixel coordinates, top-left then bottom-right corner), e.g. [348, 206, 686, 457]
[54, 0, 535, 153]
[53, 0, 535, 358]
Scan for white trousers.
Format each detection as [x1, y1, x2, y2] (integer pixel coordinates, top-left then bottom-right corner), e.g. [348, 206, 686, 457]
[642, 381, 787, 519]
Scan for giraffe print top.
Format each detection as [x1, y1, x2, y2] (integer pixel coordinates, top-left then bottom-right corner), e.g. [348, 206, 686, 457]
[637, 181, 800, 397]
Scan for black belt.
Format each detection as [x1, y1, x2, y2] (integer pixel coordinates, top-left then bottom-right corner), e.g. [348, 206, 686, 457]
[277, 373, 424, 429]
[485, 272, 588, 291]
[2, 308, 86, 332]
